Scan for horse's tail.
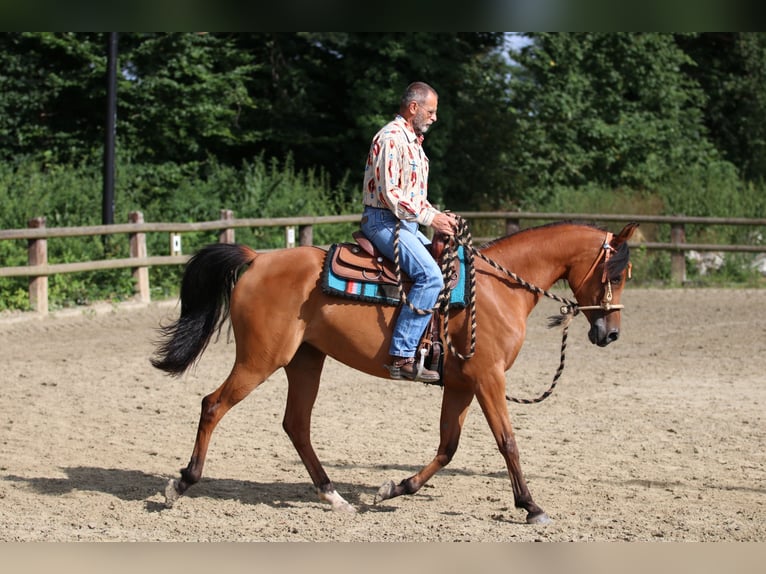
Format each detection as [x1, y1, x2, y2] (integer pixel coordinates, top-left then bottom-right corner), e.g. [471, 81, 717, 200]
[151, 243, 258, 376]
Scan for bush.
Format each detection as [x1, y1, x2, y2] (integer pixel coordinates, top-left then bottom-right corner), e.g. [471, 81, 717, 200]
[2, 155, 764, 313]
[528, 175, 766, 285]
[0, 155, 358, 311]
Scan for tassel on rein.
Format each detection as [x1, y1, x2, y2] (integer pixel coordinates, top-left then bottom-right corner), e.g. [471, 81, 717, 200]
[547, 305, 578, 329]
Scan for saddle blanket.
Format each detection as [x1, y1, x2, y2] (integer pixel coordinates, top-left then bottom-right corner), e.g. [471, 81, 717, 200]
[321, 243, 468, 308]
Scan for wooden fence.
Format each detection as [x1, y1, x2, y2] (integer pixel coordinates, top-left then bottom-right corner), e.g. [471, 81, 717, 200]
[1, 209, 764, 314]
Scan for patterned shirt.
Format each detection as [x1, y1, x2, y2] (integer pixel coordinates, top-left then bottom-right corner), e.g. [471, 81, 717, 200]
[362, 114, 438, 226]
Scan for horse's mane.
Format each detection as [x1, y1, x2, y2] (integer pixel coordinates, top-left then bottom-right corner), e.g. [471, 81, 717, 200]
[479, 220, 604, 249]
[479, 220, 630, 281]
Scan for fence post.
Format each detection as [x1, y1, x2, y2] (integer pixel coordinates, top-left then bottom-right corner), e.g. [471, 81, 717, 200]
[298, 224, 313, 246]
[219, 209, 235, 243]
[505, 217, 520, 236]
[670, 222, 686, 284]
[129, 211, 150, 303]
[28, 217, 48, 315]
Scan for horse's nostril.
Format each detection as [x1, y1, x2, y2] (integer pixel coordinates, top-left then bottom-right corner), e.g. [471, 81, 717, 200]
[608, 331, 619, 343]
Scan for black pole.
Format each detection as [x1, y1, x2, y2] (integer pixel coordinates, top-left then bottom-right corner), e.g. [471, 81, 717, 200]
[103, 32, 118, 226]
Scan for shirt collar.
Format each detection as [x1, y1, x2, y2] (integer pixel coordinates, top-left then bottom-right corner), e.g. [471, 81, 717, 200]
[394, 114, 423, 145]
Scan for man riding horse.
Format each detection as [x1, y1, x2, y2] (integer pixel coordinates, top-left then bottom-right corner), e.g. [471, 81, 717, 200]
[360, 81, 459, 383]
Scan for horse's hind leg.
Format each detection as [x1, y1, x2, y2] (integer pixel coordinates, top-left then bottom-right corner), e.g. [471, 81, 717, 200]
[164, 363, 268, 508]
[283, 344, 356, 513]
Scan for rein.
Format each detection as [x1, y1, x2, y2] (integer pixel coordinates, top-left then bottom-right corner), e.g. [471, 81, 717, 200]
[391, 216, 622, 404]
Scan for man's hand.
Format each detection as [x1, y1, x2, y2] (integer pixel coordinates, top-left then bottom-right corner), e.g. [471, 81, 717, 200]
[431, 212, 458, 236]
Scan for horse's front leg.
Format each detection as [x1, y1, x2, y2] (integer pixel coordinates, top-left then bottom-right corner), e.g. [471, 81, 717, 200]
[475, 374, 550, 524]
[375, 386, 474, 502]
[283, 344, 356, 513]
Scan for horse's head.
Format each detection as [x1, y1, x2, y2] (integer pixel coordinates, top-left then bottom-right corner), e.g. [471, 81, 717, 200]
[570, 222, 638, 347]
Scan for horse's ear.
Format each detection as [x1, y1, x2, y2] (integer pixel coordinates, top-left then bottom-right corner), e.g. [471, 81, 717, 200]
[614, 222, 639, 245]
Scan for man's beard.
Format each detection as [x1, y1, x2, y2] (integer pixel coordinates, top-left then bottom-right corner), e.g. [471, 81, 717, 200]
[414, 120, 431, 136]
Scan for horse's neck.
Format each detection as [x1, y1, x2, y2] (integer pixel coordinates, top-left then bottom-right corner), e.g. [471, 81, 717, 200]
[480, 225, 599, 292]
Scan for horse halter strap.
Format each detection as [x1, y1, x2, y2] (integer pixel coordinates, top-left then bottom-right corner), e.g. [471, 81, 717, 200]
[569, 231, 625, 313]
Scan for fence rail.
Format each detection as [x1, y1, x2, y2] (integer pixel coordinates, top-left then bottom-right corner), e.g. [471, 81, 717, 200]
[2, 210, 764, 314]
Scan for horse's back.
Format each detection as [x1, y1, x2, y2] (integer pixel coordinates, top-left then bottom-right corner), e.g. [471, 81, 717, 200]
[229, 246, 326, 312]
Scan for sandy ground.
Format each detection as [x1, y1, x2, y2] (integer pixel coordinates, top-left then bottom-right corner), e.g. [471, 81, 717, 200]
[0, 288, 764, 542]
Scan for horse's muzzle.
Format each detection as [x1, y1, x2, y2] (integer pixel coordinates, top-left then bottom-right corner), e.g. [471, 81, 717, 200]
[588, 318, 620, 347]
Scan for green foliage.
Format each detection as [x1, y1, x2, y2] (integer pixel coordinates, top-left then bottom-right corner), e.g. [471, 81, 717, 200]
[0, 33, 106, 163]
[530, 183, 661, 216]
[0, 155, 357, 311]
[3, 32, 766, 205]
[683, 252, 766, 287]
[3, 32, 766, 311]
[118, 33, 258, 163]
[531, 180, 766, 285]
[0, 158, 136, 310]
[656, 161, 766, 251]
[677, 33, 766, 182]
[628, 246, 673, 286]
[659, 161, 743, 218]
[506, 33, 723, 207]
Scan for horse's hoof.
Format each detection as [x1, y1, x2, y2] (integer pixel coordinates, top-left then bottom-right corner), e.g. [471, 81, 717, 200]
[318, 489, 358, 513]
[526, 511, 551, 525]
[334, 500, 357, 514]
[164, 478, 181, 508]
[375, 480, 396, 503]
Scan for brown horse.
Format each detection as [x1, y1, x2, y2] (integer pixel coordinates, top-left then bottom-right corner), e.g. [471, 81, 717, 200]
[152, 221, 638, 524]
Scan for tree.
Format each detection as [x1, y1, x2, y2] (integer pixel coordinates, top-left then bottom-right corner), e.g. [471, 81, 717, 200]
[676, 32, 766, 182]
[117, 32, 257, 164]
[227, 32, 509, 209]
[6, 32, 759, 216]
[0, 32, 106, 163]
[506, 32, 720, 205]
[0, 32, 511, 210]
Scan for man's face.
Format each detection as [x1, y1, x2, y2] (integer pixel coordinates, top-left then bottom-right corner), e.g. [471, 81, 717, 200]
[412, 93, 438, 135]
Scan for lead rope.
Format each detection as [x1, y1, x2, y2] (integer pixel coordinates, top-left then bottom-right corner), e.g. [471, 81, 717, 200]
[391, 216, 601, 404]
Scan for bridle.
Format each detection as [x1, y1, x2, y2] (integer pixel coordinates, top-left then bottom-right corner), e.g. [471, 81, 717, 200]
[563, 231, 627, 315]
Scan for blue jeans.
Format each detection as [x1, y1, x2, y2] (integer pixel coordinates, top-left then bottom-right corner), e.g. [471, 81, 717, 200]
[360, 206, 444, 357]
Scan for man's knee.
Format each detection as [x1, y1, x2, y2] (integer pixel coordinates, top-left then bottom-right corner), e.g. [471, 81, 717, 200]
[423, 266, 444, 291]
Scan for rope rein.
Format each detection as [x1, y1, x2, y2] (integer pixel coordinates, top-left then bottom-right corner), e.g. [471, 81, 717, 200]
[390, 215, 617, 404]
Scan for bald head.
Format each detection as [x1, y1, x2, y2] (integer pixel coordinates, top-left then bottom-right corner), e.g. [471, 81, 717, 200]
[400, 82, 438, 108]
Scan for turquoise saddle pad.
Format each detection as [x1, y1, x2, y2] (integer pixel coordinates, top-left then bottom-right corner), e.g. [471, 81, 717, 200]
[321, 244, 468, 308]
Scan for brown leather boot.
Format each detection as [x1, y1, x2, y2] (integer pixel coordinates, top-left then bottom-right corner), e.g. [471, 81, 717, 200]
[387, 356, 440, 383]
